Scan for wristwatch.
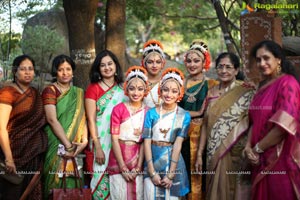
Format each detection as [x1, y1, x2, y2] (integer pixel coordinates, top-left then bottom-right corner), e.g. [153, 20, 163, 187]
[254, 143, 264, 153]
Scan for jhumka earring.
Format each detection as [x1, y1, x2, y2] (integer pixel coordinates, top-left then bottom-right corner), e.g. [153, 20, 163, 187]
[277, 63, 282, 75]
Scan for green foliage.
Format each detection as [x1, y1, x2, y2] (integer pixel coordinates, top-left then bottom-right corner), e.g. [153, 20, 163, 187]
[21, 25, 64, 72]
[0, 32, 22, 61]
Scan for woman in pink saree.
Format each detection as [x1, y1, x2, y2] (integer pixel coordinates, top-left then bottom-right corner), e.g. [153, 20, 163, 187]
[107, 66, 149, 200]
[244, 40, 300, 200]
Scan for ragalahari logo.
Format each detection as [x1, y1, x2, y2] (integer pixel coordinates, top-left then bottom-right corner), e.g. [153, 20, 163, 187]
[241, 2, 299, 15]
[241, 2, 256, 15]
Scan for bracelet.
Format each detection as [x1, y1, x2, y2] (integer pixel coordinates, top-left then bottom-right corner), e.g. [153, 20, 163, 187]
[166, 173, 174, 180]
[146, 159, 153, 164]
[120, 165, 129, 173]
[149, 171, 157, 178]
[81, 138, 88, 143]
[254, 143, 264, 154]
[134, 167, 141, 173]
[5, 159, 14, 163]
[65, 144, 76, 152]
[170, 159, 178, 164]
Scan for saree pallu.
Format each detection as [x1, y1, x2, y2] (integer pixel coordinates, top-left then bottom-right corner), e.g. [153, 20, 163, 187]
[205, 82, 254, 200]
[43, 86, 86, 199]
[179, 78, 218, 200]
[249, 75, 300, 200]
[91, 85, 127, 199]
[108, 143, 142, 200]
[107, 102, 146, 200]
[0, 86, 47, 199]
[143, 107, 191, 199]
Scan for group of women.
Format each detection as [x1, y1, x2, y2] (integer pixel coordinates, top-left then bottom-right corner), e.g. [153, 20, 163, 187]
[0, 39, 299, 200]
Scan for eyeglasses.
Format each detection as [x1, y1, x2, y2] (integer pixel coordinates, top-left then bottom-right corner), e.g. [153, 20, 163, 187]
[216, 64, 235, 71]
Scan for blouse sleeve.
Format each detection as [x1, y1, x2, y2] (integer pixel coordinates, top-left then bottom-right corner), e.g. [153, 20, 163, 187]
[41, 86, 57, 105]
[0, 87, 16, 105]
[110, 104, 123, 135]
[177, 111, 191, 138]
[85, 83, 103, 101]
[142, 109, 153, 139]
[269, 76, 300, 135]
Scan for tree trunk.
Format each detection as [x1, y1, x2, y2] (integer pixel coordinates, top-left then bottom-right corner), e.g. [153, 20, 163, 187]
[211, 0, 237, 54]
[63, 0, 98, 89]
[106, 0, 126, 71]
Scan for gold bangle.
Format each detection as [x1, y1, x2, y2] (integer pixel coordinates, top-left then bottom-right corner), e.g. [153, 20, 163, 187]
[5, 159, 14, 163]
[82, 138, 88, 143]
[65, 144, 76, 152]
[166, 173, 174, 180]
[150, 171, 157, 178]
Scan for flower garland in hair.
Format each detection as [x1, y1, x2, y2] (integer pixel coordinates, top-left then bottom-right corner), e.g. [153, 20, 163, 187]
[124, 66, 149, 97]
[158, 67, 185, 101]
[184, 40, 211, 71]
[141, 39, 165, 67]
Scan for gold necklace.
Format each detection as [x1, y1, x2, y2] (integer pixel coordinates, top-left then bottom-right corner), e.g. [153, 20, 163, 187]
[184, 76, 206, 103]
[15, 82, 26, 93]
[56, 82, 70, 93]
[128, 102, 144, 137]
[159, 104, 177, 138]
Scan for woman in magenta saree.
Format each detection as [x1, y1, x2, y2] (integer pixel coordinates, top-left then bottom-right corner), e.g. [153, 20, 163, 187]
[245, 40, 300, 200]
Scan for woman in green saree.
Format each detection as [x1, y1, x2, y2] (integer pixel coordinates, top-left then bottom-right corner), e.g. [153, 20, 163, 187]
[42, 55, 88, 199]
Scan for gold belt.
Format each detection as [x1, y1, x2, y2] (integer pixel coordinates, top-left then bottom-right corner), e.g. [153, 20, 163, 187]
[152, 140, 173, 146]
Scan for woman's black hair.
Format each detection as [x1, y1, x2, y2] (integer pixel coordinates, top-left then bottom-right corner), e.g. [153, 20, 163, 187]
[215, 52, 245, 80]
[250, 40, 297, 80]
[51, 54, 76, 82]
[89, 50, 124, 84]
[12, 54, 35, 82]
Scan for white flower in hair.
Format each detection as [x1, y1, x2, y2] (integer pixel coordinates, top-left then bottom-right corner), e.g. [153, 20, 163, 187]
[143, 44, 165, 58]
[126, 69, 148, 82]
[190, 44, 207, 53]
[162, 72, 183, 85]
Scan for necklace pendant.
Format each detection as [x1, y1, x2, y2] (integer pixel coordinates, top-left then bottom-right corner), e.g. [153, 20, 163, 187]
[187, 95, 196, 103]
[159, 128, 170, 138]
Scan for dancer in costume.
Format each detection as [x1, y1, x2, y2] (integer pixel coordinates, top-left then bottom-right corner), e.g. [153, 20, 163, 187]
[143, 68, 190, 199]
[85, 50, 126, 199]
[179, 40, 218, 199]
[42, 54, 88, 199]
[142, 40, 166, 108]
[107, 66, 149, 200]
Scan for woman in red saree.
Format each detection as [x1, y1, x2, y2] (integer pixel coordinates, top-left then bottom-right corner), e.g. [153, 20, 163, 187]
[0, 55, 47, 199]
[245, 40, 300, 200]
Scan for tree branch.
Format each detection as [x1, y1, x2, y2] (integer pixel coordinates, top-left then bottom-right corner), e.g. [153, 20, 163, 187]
[160, 13, 217, 20]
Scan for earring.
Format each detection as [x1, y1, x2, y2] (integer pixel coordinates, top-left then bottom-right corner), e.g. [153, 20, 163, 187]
[277, 64, 282, 75]
[99, 76, 101, 80]
[115, 72, 117, 76]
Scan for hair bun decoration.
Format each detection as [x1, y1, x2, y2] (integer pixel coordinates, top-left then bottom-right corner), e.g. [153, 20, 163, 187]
[158, 67, 185, 101]
[124, 66, 149, 96]
[142, 39, 165, 58]
[188, 40, 211, 71]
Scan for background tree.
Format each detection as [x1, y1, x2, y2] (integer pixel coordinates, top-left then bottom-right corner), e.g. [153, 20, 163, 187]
[106, 0, 126, 70]
[63, 0, 98, 89]
[22, 25, 64, 90]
